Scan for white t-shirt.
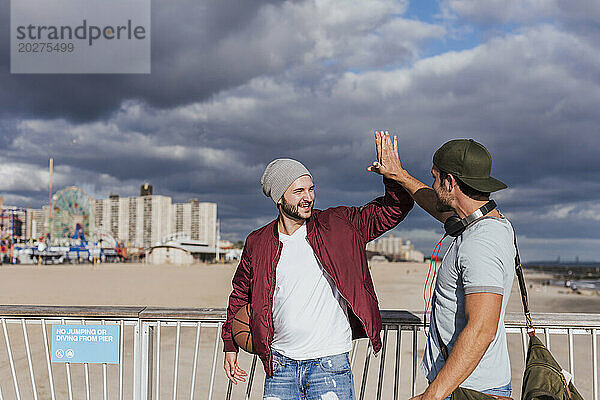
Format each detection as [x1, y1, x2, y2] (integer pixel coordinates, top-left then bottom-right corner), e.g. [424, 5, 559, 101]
[270, 223, 352, 360]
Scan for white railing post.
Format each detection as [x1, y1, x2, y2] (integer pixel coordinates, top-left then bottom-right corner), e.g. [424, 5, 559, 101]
[133, 319, 152, 400]
[593, 328, 598, 400]
[141, 321, 151, 400]
[133, 320, 141, 400]
[133, 320, 152, 400]
[208, 323, 223, 400]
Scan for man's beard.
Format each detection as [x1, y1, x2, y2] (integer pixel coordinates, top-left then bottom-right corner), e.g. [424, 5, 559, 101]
[435, 188, 454, 213]
[280, 197, 313, 220]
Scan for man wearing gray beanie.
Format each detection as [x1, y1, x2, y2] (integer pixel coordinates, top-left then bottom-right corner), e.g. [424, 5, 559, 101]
[223, 136, 414, 399]
[261, 158, 313, 205]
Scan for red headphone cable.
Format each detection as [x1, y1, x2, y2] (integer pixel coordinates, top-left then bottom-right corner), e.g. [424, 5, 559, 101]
[423, 234, 446, 331]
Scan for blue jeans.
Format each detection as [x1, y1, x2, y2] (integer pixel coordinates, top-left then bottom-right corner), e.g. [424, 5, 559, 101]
[442, 382, 512, 400]
[482, 382, 511, 397]
[263, 350, 355, 400]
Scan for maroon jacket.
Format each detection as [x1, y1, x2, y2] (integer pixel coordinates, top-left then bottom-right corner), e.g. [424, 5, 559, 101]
[222, 178, 413, 375]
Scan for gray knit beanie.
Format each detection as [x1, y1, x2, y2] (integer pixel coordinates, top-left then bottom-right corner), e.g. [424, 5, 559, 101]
[261, 159, 312, 204]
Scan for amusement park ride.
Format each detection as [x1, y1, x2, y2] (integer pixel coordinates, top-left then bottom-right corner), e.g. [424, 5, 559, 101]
[1, 185, 126, 265]
[35, 186, 126, 264]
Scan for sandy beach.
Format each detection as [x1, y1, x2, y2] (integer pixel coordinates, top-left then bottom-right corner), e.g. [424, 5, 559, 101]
[0, 261, 597, 399]
[0, 261, 597, 312]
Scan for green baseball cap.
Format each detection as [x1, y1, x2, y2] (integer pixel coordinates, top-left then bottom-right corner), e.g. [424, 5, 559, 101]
[433, 139, 507, 193]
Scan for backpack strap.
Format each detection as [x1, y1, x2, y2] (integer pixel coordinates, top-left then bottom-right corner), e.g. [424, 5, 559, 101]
[513, 233, 535, 336]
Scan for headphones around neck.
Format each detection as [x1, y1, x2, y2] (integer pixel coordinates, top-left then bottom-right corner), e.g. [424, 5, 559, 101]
[443, 200, 497, 237]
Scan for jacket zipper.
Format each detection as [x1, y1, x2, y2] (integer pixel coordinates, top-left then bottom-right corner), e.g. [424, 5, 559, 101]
[306, 238, 371, 351]
[266, 240, 282, 376]
[525, 359, 572, 399]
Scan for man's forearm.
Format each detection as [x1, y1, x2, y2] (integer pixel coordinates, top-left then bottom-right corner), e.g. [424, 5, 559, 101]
[352, 177, 414, 243]
[387, 169, 449, 223]
[222, 249, 252, 351]
[422, 322, 495, 400]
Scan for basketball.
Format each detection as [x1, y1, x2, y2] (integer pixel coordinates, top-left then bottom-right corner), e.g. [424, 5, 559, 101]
[232, 303, 254, 353]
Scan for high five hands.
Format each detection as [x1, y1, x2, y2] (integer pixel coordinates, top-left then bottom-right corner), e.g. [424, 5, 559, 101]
[367, 130, 405, 180]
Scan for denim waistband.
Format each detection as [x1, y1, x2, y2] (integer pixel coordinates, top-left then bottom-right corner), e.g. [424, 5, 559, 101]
[436, 382, 512, 400]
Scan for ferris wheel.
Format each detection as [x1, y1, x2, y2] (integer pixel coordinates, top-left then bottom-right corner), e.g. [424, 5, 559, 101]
[51, 186, 96, 240]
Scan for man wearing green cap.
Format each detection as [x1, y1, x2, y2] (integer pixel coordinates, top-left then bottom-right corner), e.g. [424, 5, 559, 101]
[368, 133, 515, 400]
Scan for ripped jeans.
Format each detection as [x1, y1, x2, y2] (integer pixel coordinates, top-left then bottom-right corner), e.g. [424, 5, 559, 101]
[263, 350, 355, 400]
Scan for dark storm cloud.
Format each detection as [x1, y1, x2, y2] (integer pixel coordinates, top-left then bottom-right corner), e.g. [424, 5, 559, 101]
[0, 0, 428, 121]
[0, 0, 306, 120]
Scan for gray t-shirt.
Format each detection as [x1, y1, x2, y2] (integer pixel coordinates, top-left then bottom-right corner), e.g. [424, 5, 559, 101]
[421, 216, 516, 391]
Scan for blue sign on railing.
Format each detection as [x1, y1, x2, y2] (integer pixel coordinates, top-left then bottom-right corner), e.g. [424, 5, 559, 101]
[51, 325, 119, 364]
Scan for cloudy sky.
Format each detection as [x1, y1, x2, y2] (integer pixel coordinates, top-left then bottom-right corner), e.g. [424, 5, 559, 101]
[2, 0, 599, 262]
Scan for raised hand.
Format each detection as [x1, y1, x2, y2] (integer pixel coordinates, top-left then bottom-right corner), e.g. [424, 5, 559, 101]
[367, 130, 404, 180]
[367, 131, 454, 223]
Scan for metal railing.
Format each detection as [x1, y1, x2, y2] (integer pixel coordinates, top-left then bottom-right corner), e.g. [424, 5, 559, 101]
[0, 306, 597, 399]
